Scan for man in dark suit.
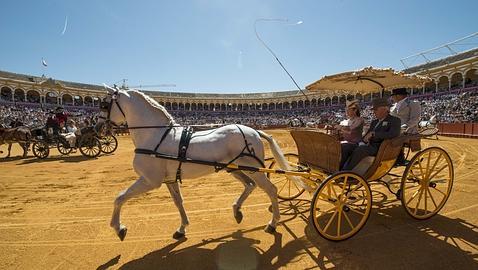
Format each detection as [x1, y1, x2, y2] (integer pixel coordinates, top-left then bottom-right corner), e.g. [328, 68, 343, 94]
[342, 98, 401, 170]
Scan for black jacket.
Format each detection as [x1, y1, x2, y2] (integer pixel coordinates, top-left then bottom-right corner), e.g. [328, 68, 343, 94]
[364, 114, 401, 148]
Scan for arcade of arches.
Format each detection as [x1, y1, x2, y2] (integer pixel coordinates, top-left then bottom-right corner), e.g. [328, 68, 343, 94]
[0, 67, 477, 112]
[0, 87, 100, 107]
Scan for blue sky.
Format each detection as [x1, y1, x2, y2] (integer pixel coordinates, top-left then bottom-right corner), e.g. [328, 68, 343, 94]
[1, 0, 477, 93]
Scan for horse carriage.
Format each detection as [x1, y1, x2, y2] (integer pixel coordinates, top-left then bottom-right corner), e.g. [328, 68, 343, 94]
[266, 68, 453, 240]
[97, 68, 453, 242]
[30, 123, 114, 159]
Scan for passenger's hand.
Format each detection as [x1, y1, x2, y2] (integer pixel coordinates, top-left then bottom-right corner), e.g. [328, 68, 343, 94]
[363, 131, 373, 143]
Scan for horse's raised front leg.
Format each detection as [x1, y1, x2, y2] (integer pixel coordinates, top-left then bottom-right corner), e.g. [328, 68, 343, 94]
[110, 176, 157, 241]
[166, 182, 189, 240]
[230, 171, 256, 224]
[249, 172, 280, 234]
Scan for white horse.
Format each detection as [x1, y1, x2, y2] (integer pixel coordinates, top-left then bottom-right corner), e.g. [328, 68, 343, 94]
[98, 86, 292, 241]
[418, 115, 437, 128]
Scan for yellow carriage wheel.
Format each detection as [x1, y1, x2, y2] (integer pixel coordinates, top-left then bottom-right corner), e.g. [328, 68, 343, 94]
[267, 153, 306, 200]
[310, 172, 372, 241]
[400, 147, 453, 219]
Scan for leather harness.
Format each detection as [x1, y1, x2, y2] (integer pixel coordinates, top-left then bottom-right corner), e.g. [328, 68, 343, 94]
[100, 90, 263, 185]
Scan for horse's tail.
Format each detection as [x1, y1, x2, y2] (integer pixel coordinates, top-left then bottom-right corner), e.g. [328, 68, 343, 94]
[256, 130, 310, 191]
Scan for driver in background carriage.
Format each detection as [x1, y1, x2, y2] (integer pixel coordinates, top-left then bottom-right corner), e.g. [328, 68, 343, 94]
[54, 106, 68, 127]
[45, 115, 60, 135]
[341, 98, 401, 171]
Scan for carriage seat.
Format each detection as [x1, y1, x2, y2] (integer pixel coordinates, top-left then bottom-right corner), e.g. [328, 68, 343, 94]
[354, 135, 418, 181]
[290, 129, 341, 174]
[290, 130, 417, 181]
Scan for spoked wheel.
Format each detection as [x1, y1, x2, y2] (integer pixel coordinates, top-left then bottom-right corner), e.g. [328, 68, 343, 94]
[79, 136, 101, 158]
[267, 153, 306, 200]
[57, 137, 72, 155]
[400, 147, 453, 219]
[310, 172, 372, 241]
[100, 135, 118, 154]
[32, 141, 50, 159]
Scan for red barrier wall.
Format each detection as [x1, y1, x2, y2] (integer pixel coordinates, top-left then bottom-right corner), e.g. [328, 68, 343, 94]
[438, 123, 478, 138]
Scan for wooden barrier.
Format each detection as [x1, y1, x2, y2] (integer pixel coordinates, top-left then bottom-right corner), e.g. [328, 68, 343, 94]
[438, 123, 478, 138]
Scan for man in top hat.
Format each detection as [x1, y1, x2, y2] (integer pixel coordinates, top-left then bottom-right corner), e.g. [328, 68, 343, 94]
[342, 98, 401, 171]
[390, 88, 421, 134]
[54, 106, 68, 127]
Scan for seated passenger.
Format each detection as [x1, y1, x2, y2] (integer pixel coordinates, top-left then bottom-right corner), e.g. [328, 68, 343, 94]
[341, 98, 401, 171]
[338, 100, 365, 168]
[63, 119, 78, 148]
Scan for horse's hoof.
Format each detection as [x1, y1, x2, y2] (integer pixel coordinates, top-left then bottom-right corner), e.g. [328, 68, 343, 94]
[173, 231, 185, 240]
[234, 210, 243, 224]
[117, 227, 128, 241]
[264, 224, 276, 234]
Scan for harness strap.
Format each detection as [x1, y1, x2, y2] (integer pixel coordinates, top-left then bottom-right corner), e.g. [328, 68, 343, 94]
[153, 125, 174, 153]
[215, 125, 265, 173]
[175, 126, 194, 183]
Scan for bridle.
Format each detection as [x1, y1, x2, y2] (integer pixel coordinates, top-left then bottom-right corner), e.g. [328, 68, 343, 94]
[99, 88, 126, 128]
[98, 87, 175, 130]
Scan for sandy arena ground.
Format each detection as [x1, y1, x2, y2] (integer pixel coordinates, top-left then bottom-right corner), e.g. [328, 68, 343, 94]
[0, 130, 477, 269]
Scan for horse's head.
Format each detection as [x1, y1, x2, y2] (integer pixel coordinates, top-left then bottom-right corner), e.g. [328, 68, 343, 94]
[98, 84, 128, 127]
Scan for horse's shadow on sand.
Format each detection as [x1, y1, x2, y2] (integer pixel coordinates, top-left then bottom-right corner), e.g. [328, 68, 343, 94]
[101, 193, 477, 270]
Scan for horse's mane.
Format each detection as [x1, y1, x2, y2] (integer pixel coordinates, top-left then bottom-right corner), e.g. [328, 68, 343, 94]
[128, 90, 176, 124]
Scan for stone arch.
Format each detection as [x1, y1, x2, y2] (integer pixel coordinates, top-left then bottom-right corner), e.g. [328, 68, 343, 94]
[437, 76, 449, 92]
[331, 96, 338, 105]
[465, 68, 477, 87]
[283, 101, 290, 109]
[425, 80, 435, 93]
[45, 91, 58, 104]
[75, 96, 84, 106]
[62, 93, 74, 106]
[450, 72, 463, 89]
[26, 90, 40, 103]
[14, 88, 25, 102]
[0, 86, 13, 101]
[84, 96, 93, 106]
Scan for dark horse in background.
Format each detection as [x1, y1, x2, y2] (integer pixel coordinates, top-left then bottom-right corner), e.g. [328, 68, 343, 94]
[0, 123, 31, 158]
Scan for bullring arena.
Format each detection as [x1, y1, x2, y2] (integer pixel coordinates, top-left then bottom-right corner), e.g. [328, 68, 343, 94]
[0, 131, 477, 269]
[1, 30, 478, 269]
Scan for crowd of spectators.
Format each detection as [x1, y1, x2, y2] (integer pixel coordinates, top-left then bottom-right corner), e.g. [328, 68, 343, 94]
[0, 103, 98, 129]
[1, 88, 477, 130]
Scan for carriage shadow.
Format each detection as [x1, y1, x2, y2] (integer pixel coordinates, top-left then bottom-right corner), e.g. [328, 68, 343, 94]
[302, 190, 478, 269]
[19, 155, 97, 164]
[0, 156, 28, 162]
[102, 192, 476, 270]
